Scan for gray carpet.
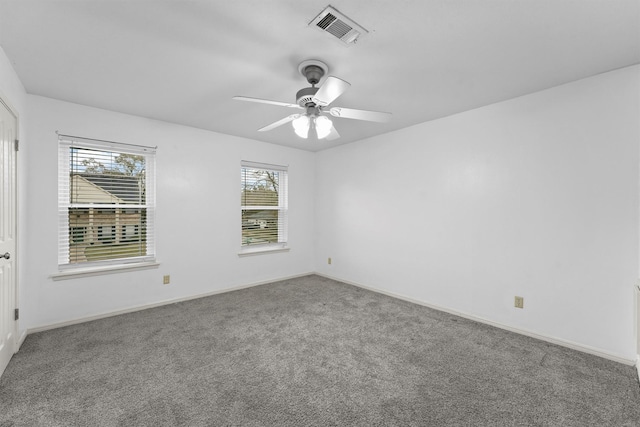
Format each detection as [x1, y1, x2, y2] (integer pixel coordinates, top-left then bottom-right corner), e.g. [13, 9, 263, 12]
[1, 275, 639, 426]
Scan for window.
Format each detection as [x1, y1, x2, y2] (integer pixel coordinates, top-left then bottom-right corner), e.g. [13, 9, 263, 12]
[97, 225, 116, 243]
[58, 134, 156, 269]
[240, 161, 288, 253]
[70, 226, 86, 244]
[121, 224, 140, 243]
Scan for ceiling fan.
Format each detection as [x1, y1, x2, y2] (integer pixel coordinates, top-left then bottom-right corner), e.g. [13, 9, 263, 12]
[233, 60, 391, 141]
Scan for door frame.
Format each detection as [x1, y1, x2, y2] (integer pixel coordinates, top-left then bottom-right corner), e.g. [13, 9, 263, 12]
[0, 92, 20, 358]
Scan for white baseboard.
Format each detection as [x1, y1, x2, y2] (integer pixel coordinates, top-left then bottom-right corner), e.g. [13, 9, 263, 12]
[16, 329, 27, 350]
[22, 271, 640, 368]
[27, 272, 314, 334]
[316, 273, 637, 366]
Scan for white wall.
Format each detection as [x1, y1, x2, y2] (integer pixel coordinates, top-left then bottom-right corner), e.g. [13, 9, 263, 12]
[6, 38, 640, 362]
[315, 65, 640, 362]
[0, 46, 28, 340]
[23, 95, 316, 330]
[0, 47, 25, 114]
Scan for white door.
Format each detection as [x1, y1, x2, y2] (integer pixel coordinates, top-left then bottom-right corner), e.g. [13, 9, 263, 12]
[0, 97, 17, 377]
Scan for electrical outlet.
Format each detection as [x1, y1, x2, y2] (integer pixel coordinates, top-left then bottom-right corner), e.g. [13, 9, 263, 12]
[328, 257, 332, 265]
[163, 275, 170, 285]
[514, 296, 524, 309]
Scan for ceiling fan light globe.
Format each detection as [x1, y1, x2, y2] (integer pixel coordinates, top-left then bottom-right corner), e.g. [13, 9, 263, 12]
[292, 115, 310, 138]
[315, 116, 333, 139]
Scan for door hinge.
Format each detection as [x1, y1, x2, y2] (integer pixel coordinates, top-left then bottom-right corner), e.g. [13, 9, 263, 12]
[14, 139, 19, 151]
[14, 308, 19, 321]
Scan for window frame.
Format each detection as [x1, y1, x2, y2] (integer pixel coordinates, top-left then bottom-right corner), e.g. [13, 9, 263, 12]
[56, 134, 157, 273]
[239, 160, 289, 256]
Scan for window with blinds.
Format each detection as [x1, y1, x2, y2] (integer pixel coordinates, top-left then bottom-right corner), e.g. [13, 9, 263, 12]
[241, 161, 288, 250]
[58, 135, 156, 268]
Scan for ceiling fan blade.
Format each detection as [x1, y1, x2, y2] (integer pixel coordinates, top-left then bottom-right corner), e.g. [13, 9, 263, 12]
[312, 76, 351, 106]
[233, 96, 301, 109]
[325, 126, 340, 141]
[258, 114, 299, 132]
[329, 107, 392, 123]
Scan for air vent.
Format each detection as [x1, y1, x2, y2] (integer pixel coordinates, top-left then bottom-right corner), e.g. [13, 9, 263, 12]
[309, 5, 368, 45]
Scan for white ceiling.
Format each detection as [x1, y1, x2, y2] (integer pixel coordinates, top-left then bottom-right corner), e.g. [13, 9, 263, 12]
[1, 0, 638, 151]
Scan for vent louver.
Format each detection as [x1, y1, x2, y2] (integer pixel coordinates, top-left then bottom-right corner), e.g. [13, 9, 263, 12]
[310, 6, 368, 45]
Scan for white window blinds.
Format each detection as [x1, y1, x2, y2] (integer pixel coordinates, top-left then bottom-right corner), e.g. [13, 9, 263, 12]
[58, 134, 156, 268]
[241, 161, 288, 249]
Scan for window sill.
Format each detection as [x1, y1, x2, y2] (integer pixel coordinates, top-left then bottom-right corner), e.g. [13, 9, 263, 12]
[50, 261, 160, 281]
[238, 246, 290, 257]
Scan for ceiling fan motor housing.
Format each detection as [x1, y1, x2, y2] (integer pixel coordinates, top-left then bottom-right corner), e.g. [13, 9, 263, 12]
[296, 87, 319, 107]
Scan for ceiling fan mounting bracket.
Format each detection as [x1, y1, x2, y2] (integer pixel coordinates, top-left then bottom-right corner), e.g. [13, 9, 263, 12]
[298, 59, 329, 85]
